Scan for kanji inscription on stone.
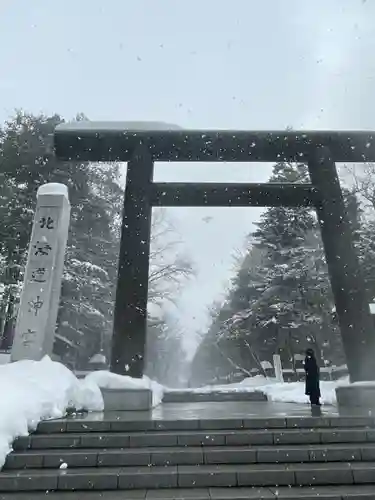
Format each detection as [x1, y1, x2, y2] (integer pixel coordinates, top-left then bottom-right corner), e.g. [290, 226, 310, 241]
[11, 182, 71, 362]
[39, 216, 54, 229]
[30, 267, 47, 283]
[33, 241, 52, 257]
[21, 329, 37, 347]
[27, 295, 44, 317]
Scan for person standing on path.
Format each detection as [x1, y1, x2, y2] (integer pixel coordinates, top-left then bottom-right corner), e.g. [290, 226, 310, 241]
[304, 348, 321, 406]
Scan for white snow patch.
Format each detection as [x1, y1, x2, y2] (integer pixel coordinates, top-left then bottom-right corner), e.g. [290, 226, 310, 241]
[259, 380, 340, 406]
[37, 182, 69, 200]
[89, 353, 107, 365]
[350, 380, 375, 387]
[56, 121, 183, 133]
[85, 371, 164, 407]
[0, 356, 103, 469]
[170, 375, 273, 394]
[182, 375, 350, 406]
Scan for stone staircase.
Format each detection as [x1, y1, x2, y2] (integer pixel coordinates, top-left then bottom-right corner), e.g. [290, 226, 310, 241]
[2, 415, 375, 498]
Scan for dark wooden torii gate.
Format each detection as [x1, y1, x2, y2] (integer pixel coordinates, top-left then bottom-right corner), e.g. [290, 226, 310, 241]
[54, 124, 375, 383]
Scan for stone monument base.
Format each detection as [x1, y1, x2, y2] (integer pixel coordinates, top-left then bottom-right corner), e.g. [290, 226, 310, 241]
[101, 387, 153, 411]
[163, 390, 267, 403]
[336, 384, 375, 411]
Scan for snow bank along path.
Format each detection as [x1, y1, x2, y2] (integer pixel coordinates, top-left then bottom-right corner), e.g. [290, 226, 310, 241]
[171, 374, 349, 406]
[0, 357, 102, 468]
[0, 356, 164, 470]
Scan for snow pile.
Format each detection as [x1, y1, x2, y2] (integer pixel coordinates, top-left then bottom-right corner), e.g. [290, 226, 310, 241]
[351, 379, 375, 387]
[185, 375, 350, 406]
[57, 121, 183, 132]
[258, 380, 341, 405]
[37, 182, 69, 200]
[237, 375, 346, 405]
[0, 356, 103, 469]
[169, 375, 273, 394]
[86, 371, 164, 407]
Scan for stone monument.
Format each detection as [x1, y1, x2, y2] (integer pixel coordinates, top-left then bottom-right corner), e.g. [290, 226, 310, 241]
[11, 183, 70, 362]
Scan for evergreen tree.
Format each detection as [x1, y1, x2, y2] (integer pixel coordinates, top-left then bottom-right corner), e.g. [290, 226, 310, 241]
[243, 163, 342, 367]
[190, 247, 269, 386]
[57, 162, 122, 369]
[344, 164, 375, 327]
[346, 186, 375, 304]
[194, 162, 346, 382]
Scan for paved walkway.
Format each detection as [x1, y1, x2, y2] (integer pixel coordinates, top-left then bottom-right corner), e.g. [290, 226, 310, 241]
[62, 401, 358, 423]
[150, 401, 340, 419]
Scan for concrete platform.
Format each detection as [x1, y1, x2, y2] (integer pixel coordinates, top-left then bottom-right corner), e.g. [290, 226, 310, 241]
[101, 387, 152, 411]
[59, 401, 344, 425]
[336, 384, 375, 412]
[139, 400, 335, 420]
[54, 399, 375, 428]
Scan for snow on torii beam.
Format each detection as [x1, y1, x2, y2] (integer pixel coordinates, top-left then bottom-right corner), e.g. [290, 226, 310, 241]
[54, 122, 375, 383]
[55, 122, 375, 163]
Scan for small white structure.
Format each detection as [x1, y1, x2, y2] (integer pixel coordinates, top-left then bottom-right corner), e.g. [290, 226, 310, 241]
[273, 354, 284, 383]
[11, 183, 70, 362]
[260, 360, 273, 371]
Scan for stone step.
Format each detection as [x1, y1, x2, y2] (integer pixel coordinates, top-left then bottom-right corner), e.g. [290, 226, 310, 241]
[13, 427, 375, 451]
[163, 391, 267, 403]
[2, 462, 375, 491]
[1, 486, 375, 499]
[35, 415, 375, 433]
[6, 443, 375, 469]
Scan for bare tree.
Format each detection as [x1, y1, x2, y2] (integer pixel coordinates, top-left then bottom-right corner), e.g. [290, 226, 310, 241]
[346, 163, 375, 211]
[148, 208, 195, 307]
[111, 205, 195, 307]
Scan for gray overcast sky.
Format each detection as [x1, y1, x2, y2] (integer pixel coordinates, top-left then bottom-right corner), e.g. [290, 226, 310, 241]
[1, 0, 374, 355]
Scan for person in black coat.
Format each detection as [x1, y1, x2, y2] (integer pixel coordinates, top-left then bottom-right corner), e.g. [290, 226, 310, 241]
[304, 348, 321, 406]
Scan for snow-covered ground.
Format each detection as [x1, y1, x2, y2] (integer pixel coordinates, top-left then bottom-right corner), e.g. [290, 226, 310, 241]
[0, 356, 103, 468]
[0, 357, 165, 469]
[168, 375, 349, 406]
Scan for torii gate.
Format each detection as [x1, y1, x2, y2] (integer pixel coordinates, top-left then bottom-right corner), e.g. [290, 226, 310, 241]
[54, 123, 375, 383]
